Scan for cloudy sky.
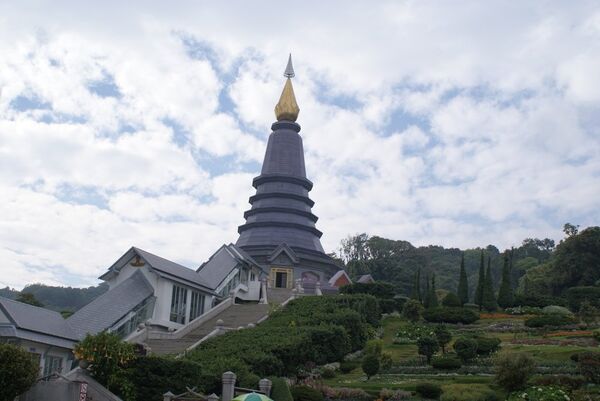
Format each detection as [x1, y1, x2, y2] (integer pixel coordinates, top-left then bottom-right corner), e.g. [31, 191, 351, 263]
[0, 1, 599, 289]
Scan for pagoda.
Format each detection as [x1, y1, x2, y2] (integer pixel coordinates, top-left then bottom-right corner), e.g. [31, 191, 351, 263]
[236, 55, 340, 289]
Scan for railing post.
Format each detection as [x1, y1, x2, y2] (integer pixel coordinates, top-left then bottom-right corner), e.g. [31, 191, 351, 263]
[315, 281, 322, 296]
[222, 371, 236, 401]
[163, 391, 174, 401]
[259, 278, 268, 304]
[259, 378, 272, 396]
[208, 393, 220, 401]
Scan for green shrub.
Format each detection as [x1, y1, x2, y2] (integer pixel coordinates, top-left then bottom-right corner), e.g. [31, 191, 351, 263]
[423, 307, 479, 324]
[415, 383, 442, 399]
[268, 377, 293, 401]
[365, 339, 383, 357]
[566, 286, 600, 311]
[440, 384, 497, 401]
[339, 360, 359, 373]
[577, 352, 600, 384]
[380, 352, 393, 371]
[124, 356, 203, 401]
[417, 336, 439, 364]
[361, 353, 380, 380]
[531, 374, 585, 390]
[514, 294, 567, 308]
[394, 296, 409, 312]
[453, 337, 478, 362]
[442, 293, 461, 307]
[541, 305, 574, 316]
[340, 282, 395, 299]
[463, 303, 479, 310]
[291, 385, 324, 401]
[320, 367, 336, 379]
[431, 355, 461, 370]
[434, 325, 452, 353]
[474, 337, 501, 355]
[494, 353, 536, 392]
[0, 343, 39, 401]
[378, 298, 398, 314]
[524, 314, 575, 328]
[402, 299, 423, 322]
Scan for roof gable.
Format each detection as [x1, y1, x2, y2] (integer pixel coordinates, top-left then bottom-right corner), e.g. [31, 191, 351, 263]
[267, 243, 299, 264]
[0, 296, 77, 340]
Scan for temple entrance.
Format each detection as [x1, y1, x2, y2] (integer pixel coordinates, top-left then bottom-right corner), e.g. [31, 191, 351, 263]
[270, 267, 293, 288]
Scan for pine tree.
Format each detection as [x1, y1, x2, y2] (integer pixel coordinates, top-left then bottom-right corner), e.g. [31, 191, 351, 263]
[474, 250, 485, 310]
[417, 268, 422, 301]
[411, 269, 420, 300]
[457, 252, 469, 305]
[497, 252, 514, 308]
[427, 273, 439, 308]
[424, 274, 431, 309]
[482, 256, 498, 311]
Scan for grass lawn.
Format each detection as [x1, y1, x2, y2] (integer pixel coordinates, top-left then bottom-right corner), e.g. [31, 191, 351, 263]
[501, 343, 597, 362]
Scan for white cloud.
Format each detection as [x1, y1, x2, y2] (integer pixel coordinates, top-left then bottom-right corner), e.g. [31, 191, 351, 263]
[0, 1, 599, 289]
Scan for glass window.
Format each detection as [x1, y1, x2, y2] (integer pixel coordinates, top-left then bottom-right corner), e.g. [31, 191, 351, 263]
[43, 355, 63, 376]
[189, 291, 205, 321]
[169, 285, 188, 324]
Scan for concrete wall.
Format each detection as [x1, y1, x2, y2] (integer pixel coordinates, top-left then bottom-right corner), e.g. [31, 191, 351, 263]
[18, 339, 73, 377]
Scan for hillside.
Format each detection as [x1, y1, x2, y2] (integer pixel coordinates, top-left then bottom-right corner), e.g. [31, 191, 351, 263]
[0, 283, 108, 313]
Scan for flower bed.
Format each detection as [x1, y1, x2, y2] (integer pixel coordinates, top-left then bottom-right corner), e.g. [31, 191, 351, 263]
[509, 337, 597, 346]
[479, 313, 517, 319]
[394, 325, 434, 344]
[546, 330, 593, 338]
[507, 386, 570, 401]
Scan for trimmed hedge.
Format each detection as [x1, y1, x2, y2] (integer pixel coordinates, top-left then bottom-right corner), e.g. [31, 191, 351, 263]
[339, 360, 360, 373]
[268, 377, 293, 401]
[291, 385, 324, 401]
[423, 307, 479, 324]
[432, 355, 462, 370]
[524, 314, 576, 328]
[474, 337, 501, 355]
[514, 294, 567, 308]
[416, 383, 442, 399]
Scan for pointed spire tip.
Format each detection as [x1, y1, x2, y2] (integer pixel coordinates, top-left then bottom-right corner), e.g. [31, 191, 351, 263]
[284, 53, 295, 78]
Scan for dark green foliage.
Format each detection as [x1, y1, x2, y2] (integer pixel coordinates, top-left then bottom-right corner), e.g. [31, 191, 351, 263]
[3, 283, 108, 313]
[16, 292, 43, 307]
[579, 300, 598, 326]
[566, 286, 600, 311]
[402, 299, 423, 322]
[377, 299, 398, 314]
[340, 282, 394, 299]
[364, 339, 383, 357]
[417, 336, 439, 364]
[442, 292, 461, 307]
[426, 274, 439, 309]
[415, 383, 442, 399]
[524, 314, 576, 327]
[291, 386, 324, 401]
[0, 343, 39, 401]
[475, 250, 485, 309]
[453, 337, 478, 362]
[394, 296, 409, 312]
[494, 353, 536, 391]
[578, 352, 600, 384]
[431, 355, 461, 370]
[124, 356, 203, 401]
[361, 353, 380, 379]
[531, 375, 585, 391]
[320, 367, 336, 379]
[339, 360, 360, 373]
[411, 269, 421, 301]
[187, 295, 378, 378]
[268, 377, 293, 401]
[514, 294, 567, 308]
[458, 253, 469, 305]
[424, 274, 431, 309]
[434, 325, 452, 353]
[497, 253, 513, 308]
[482, 258, 497, 311]
[474, 337, 501, 355]
[423, 307, 479, 324]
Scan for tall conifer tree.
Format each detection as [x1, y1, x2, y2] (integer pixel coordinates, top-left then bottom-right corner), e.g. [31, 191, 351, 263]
[411, 269, 420, 300]
[482, 256, 498, 311]
[424, 274, 431, 308]
[474, 250, 485, 310]
[457, 252, 469, 305]
[497, 252, 514, 308]
[428, 273, 439, 308]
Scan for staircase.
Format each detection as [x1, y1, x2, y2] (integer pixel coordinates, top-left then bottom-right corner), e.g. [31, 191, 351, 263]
[267, 288, 293, 304]
[145, 303, 270, 355]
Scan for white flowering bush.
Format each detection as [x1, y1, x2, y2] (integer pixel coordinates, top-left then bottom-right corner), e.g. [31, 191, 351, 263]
[394, 325, 434, 344]
[507, 386, 570, 401]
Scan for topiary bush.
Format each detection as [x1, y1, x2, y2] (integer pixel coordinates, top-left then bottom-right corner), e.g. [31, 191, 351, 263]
[431, 355, 462, 370]
[361, 353, 380, 380]
[268, 377, 293, 401]
[339, 360, 359, 373]
[524, 314, 576, 328]
[291, 385, 324, 401]
[541, 305, 574, 317]
[416, 383, 442, 399]
[474, 337, 501, 355]
[514, 294, 567, 308]
[423, 307, 479, 324]
[402, 299, 423, 322]
[442, 293, 462, 307]
[0, 343, 39, 401]
[417, 336, 440, 364]
[453, 337, 478, 362]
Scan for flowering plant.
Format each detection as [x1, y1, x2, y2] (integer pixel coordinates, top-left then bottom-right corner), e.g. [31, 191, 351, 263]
[394, 325, 433, 344]
[507, 386, 570, 401]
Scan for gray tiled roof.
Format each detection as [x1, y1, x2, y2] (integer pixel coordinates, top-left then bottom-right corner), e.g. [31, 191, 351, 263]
[196, 244, 263, 289]
[67, 270, 153, 339]
[357, 274, 374, 283]
[133, 247, 213, 291]
[0, 296, 77, 340]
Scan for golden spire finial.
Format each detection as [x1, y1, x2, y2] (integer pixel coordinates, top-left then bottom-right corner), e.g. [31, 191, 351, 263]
[275, 54, 299, 122]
